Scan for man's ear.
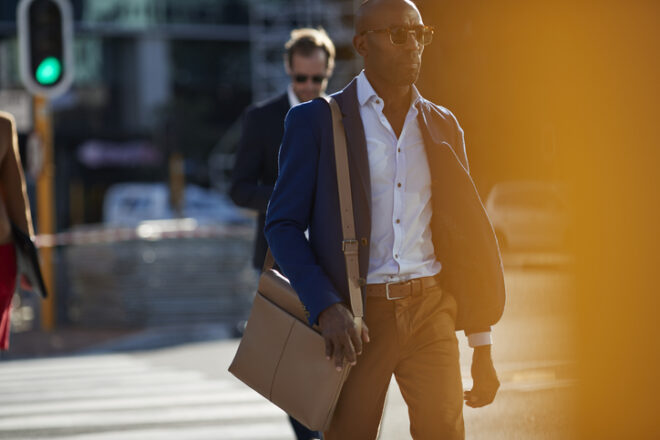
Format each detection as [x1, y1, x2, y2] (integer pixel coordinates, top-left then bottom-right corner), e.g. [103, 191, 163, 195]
[353, 35, 368, 57]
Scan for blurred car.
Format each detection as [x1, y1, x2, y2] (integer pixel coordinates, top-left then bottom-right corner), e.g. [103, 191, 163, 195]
[485, 181, 569, 251]
[103, 182, 253, 226]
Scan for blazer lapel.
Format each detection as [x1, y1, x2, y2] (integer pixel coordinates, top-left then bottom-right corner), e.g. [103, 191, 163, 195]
[417, 101, 445, 188]
[333, 79, 372, 224]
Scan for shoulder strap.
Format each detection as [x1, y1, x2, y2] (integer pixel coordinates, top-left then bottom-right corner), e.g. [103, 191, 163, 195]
[324, 96, 363, 322]
[263, 97, 363, 324]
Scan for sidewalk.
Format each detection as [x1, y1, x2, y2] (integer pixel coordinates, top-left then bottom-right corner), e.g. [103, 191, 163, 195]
[1, 327, 143, 360]
[1, 322, 240, 361]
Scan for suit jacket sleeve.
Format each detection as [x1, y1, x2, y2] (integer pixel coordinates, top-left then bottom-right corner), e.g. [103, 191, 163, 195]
[229, 108, 273, 213]
[264, 104, 344, 325]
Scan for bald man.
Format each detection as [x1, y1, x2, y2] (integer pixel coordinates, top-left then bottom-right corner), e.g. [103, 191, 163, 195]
[0, 112, 34, 350]
[265, 1, 505, 438]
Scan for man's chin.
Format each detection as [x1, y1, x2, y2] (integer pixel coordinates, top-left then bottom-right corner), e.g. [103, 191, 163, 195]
[396, 72, 420, 87]
[394, 65, 420, 86]
[298, 94, 317, 103]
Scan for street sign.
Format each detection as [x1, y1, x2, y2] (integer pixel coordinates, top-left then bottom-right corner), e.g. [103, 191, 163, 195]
[17, 0, 74, 98]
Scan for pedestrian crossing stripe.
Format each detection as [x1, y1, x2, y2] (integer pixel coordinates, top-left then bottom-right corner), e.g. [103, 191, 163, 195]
[1, 381, 236, 405]
[0, 369, 206, 393]
[16, 423, 294, 440]
[0, 388, 266, 417]
[0, 354, 292, 439]
[0, 402, 285, 430]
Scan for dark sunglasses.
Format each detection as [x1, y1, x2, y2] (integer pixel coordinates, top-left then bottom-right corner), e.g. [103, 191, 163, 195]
[293, 74, 326, 84]
[360, 25, 434, 46]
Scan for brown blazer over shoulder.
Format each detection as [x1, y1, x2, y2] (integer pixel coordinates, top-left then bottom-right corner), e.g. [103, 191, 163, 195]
[416, 100, 505, 333]
[0, 111, 33, 242]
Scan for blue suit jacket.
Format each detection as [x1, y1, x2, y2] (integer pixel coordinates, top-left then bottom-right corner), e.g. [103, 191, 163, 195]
[265, 78, 505, 334]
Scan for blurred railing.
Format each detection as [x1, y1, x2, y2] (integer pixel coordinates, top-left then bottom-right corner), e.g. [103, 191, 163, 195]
[20, 220, 257, 331]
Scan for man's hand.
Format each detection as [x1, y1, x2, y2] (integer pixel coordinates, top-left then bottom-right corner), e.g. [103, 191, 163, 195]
[464, 345, 500, 408]
[318, 303, 370, 371]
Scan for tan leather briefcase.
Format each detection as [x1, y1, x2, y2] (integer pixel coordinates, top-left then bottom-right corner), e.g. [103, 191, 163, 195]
[229, 266, 352, 431]
[228, 97, 363, 431]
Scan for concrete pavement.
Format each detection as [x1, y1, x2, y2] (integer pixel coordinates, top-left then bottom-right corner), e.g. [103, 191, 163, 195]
[0, 333, 576, 439]
[1, 260, 578, 439]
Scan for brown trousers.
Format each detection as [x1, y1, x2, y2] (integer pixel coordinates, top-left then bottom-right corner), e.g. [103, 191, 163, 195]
[325, 286, 465, 440]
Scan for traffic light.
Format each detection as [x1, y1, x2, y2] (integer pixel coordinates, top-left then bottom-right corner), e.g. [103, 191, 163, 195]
[17, 0, 74, 98]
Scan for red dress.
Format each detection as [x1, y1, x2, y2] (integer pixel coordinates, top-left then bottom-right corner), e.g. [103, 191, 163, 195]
[0, 241, 16, 350]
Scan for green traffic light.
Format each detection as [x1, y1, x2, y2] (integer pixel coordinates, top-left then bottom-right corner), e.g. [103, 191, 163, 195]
[35, 57, 62, 85]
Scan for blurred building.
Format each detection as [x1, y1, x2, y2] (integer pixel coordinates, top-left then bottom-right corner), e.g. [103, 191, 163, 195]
[0, 0, 359, 228]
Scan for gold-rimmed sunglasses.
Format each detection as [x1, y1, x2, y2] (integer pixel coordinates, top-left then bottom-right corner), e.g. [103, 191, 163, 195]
[360, 25, 434, 46]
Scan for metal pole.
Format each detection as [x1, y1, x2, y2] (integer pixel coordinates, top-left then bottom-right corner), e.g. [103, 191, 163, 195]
[34, 94, 56, 331]
[169, 152, 185, 217]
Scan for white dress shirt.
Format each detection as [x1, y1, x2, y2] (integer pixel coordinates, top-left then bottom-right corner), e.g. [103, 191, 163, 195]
[356, 71, 491, 347]
[357, 71, 440, 285]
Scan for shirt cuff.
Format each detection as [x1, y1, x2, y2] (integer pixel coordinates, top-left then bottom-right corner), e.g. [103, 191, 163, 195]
[467, 331, 492, 347]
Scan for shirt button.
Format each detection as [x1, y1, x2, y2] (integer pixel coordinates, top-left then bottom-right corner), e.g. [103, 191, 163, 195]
[395, 219, 400, 224]
[397, 148, 401, 153]
[375, 99, 381, 104]
[397, 183, 402, 188]
[395, 254, 399, 258]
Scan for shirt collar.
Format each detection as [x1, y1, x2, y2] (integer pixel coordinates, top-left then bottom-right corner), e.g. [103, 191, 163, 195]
[287, 84, 301, 108]
[356, 70, 423, 109]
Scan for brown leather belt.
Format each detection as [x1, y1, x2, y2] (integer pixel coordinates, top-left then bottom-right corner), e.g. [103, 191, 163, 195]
[366, 275, 440, 300]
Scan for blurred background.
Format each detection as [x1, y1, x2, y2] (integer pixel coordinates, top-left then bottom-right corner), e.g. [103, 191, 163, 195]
[0, 0, 366, 336]
[0, 0, 658, 439]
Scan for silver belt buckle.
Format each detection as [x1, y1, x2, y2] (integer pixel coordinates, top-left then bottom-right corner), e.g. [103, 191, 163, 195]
[385, 280, 410, 300]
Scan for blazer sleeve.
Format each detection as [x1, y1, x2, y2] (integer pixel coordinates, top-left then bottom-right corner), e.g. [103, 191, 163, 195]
[453, 116, 469, 174]
[447, 111, 498, 335]
[264, 104, 344, 325]
[229, 108, 274, 213]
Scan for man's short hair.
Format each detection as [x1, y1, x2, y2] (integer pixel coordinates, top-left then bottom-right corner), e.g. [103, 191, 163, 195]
[284, 28, 336, 71]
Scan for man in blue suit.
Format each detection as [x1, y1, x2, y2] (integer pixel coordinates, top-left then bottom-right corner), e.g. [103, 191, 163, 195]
[266, 0, 505, 438]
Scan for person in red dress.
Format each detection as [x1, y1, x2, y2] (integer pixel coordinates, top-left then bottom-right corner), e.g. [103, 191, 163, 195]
[0, 111, 34, 350]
